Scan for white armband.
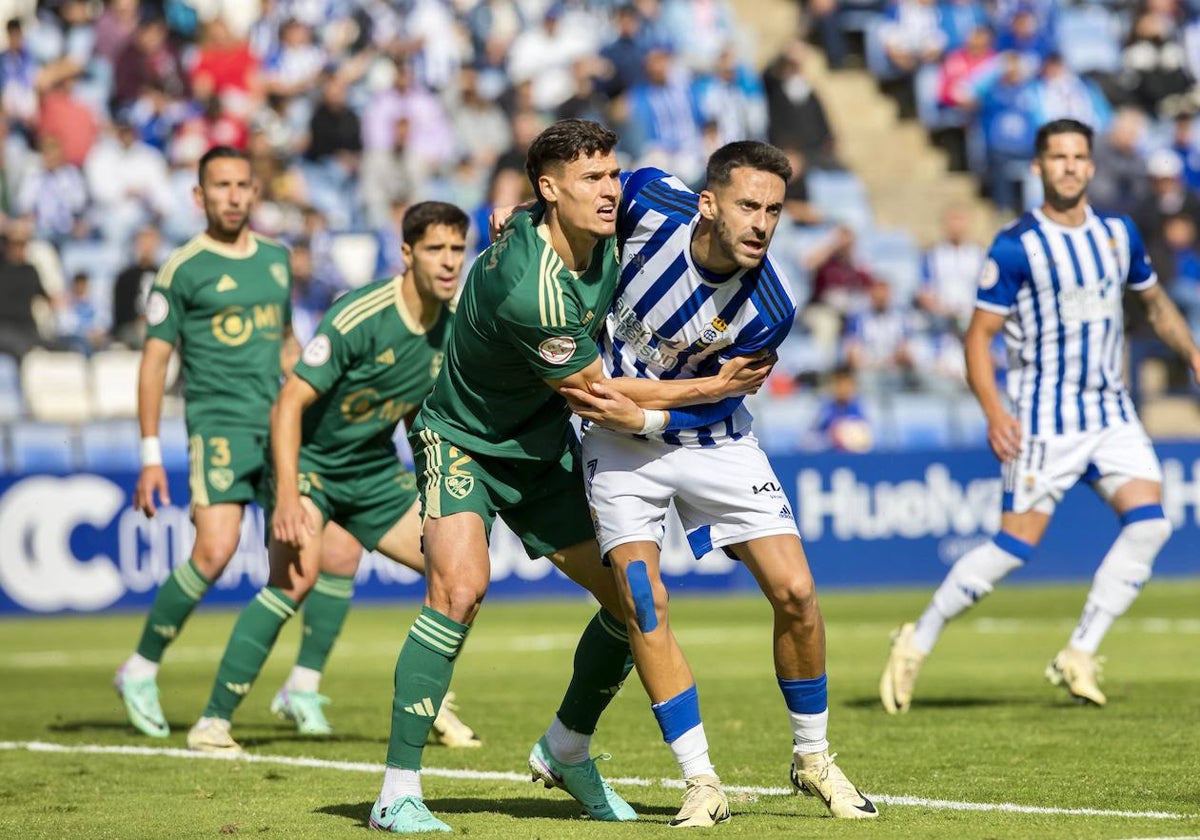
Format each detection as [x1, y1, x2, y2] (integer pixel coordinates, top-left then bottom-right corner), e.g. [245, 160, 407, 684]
[140, 436, 163, 467]
[639, 409, 668, 435]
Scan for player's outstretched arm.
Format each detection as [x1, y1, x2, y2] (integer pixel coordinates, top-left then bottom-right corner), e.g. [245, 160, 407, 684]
[964, 308, 1020, 463]
[1138, 283, 1200, 383]
[134, 337, 174, 517]
[271, 375, 321, 547]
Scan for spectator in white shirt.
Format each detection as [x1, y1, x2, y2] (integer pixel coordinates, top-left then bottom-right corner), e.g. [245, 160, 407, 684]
[17, 135, 89, 245]
[916, 204, 984, 336]
[84, 119, 174, 246]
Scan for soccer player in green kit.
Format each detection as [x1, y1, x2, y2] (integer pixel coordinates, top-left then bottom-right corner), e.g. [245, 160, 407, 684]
[185, 201, 479, 753]
[114, 146, 300, 738]
[371, 120, 770, 833]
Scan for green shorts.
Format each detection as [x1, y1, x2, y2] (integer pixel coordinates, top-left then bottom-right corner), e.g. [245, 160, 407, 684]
[410, 428, 597, 558]
[187, 428, 268, 507]
[266, 457, 419, 552]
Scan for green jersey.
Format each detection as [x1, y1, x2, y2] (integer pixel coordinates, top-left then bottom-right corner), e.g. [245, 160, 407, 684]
[145, 233, 292, 431]
[414, 209, 619, 462]
[293, 276, 451, 474]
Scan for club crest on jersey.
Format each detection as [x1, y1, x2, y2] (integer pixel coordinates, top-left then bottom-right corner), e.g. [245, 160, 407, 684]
[978, 258, 1000, 290]
[270, 263, 289, 288]
[445, 473, 474, 499]
[538, 336, 577, 364]
[303, 335, 331, 366]
[699, 316, 729, 345]
[430, 351, 444, 379]
[146, 291, 169, 326]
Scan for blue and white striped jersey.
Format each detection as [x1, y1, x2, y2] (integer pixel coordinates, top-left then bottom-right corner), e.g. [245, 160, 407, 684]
[975, 207, 1156, 437]
[603, 168, 797, 446]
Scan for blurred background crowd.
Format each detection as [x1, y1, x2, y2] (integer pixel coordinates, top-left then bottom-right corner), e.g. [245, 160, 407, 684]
[0, 0, 1198, 471]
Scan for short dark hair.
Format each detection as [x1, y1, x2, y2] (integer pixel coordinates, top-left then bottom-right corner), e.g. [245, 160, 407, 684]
[197, 145, 250, 186]
[402, 201, 470, 246]
[705, 141, 792, 188]
[1035, 119, 1094, 156]
[525, 119, 619, 202]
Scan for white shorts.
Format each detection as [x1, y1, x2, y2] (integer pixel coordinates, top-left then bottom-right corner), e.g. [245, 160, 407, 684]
[1002, 422, 1162, 515]
[582, 427, 799, 559]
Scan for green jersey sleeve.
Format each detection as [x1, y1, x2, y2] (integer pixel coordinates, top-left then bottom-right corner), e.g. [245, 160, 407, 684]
[293, 319, 363, 395]
[143, 263, 188, 345]
[495, 272, 599, 380]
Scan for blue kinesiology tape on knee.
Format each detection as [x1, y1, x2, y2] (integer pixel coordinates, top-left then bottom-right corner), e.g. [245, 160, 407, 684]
[626, 560, 658, 633]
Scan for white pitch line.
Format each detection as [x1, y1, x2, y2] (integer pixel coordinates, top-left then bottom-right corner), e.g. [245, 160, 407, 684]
[0, 741, 1191, 822]
[5, 618, 1199, 670]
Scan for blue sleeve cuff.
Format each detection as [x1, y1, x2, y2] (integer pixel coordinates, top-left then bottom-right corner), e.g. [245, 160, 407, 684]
[665, 396, 743, 431]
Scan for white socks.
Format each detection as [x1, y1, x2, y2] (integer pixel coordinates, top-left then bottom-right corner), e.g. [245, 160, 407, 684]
[544, 716, 591, 765]
[381, 767, 422, 802]
[286, 665, 322, 693]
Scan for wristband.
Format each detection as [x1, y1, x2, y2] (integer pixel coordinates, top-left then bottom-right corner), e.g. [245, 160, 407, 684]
[639, 409, 668, 435]
[140, 436, 163, 467]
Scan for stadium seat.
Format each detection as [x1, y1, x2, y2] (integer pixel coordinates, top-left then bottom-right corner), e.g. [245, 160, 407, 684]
[950, 393, 989, 449]
[1058, 6, 1122, 75]
[90, 349, 142, 418]
[0, 354, 21, 422]
[330, 234, 381, 288]
[887, 393, 955, 450]
[20, 350, 92, 422]
[808, 171, 872, 232]
[915, 65, 968, 131]
[864, 17, 906, 82]
[750, 392, 821, 455]
[80, 420, 142, 472]
[160, 415, 190, 472]
[860, 229, 921, 304]
[9, 421, 77, 474]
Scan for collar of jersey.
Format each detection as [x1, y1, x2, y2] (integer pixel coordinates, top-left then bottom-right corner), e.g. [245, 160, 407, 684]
[1032, 205, 1096, 233]
[199, 232, 260, 259]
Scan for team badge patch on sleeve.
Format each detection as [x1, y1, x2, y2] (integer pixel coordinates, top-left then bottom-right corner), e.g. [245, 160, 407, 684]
[538, 336, 577, 364]
[978, 258, 1000, 290]
[302, 334, 332, 366]
[146, 291, 169, 326]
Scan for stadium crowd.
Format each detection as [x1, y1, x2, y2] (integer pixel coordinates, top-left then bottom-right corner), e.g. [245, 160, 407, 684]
[0, 0, 1197, 461]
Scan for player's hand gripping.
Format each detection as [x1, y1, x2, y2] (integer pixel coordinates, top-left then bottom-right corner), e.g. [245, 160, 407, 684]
[714, 351, 776, 397]
[134, 465, 171, 517]
[488, 201, 537, 240]
[273, 492, 317, 549]
[986, 409, 1022, 463]
[561, 381, 647, 433]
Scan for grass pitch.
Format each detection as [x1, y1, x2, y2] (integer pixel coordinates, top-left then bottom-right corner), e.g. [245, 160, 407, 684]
[2, 582, 1198, 839]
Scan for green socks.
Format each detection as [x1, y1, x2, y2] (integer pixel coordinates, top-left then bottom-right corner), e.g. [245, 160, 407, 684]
[203, 587, 297, 720]
[135, 559, 212, 663]
[297, 572, 355, 672]
[386, 606, 470, 769]
[556, 609, 634, 735]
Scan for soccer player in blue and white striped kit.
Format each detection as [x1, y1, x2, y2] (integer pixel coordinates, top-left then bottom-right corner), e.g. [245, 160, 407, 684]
[880, 119, 1200, 713]
[566, 142, 877, 825]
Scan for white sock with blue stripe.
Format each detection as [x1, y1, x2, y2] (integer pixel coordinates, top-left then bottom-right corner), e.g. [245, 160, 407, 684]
[652, 685, 715, 779]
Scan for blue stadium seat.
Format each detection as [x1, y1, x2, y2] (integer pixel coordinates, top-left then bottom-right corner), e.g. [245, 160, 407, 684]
[1058, 6, 1121, 75]
[915, 65, 968, 131]
[749, 393, 821, 455]
[0, 354, 21, 422]
[950, 393, 989, 449]
[808, 171, 872, 231]
[860, 229, 921, 304]
[80, 420, 142, 472]
[888, 394, 955, 450]
[864, 17, 905, 82]
[160, 415, 191, 472]
[9, 422, 77, 474]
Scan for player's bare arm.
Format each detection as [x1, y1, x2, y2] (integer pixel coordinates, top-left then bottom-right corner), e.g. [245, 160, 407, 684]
[964, 307, 1020, 463]
[280, 325, 301, 377]
[134, 337, 174, 516]
[1138, 283, 1200, 383]
[271, 374, 321, 547]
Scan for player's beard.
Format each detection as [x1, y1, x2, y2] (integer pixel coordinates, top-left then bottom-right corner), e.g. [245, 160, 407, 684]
[714, 215, 762, 270]
[207, 211, 249, 241]
[1044, 177, 1088, 211]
